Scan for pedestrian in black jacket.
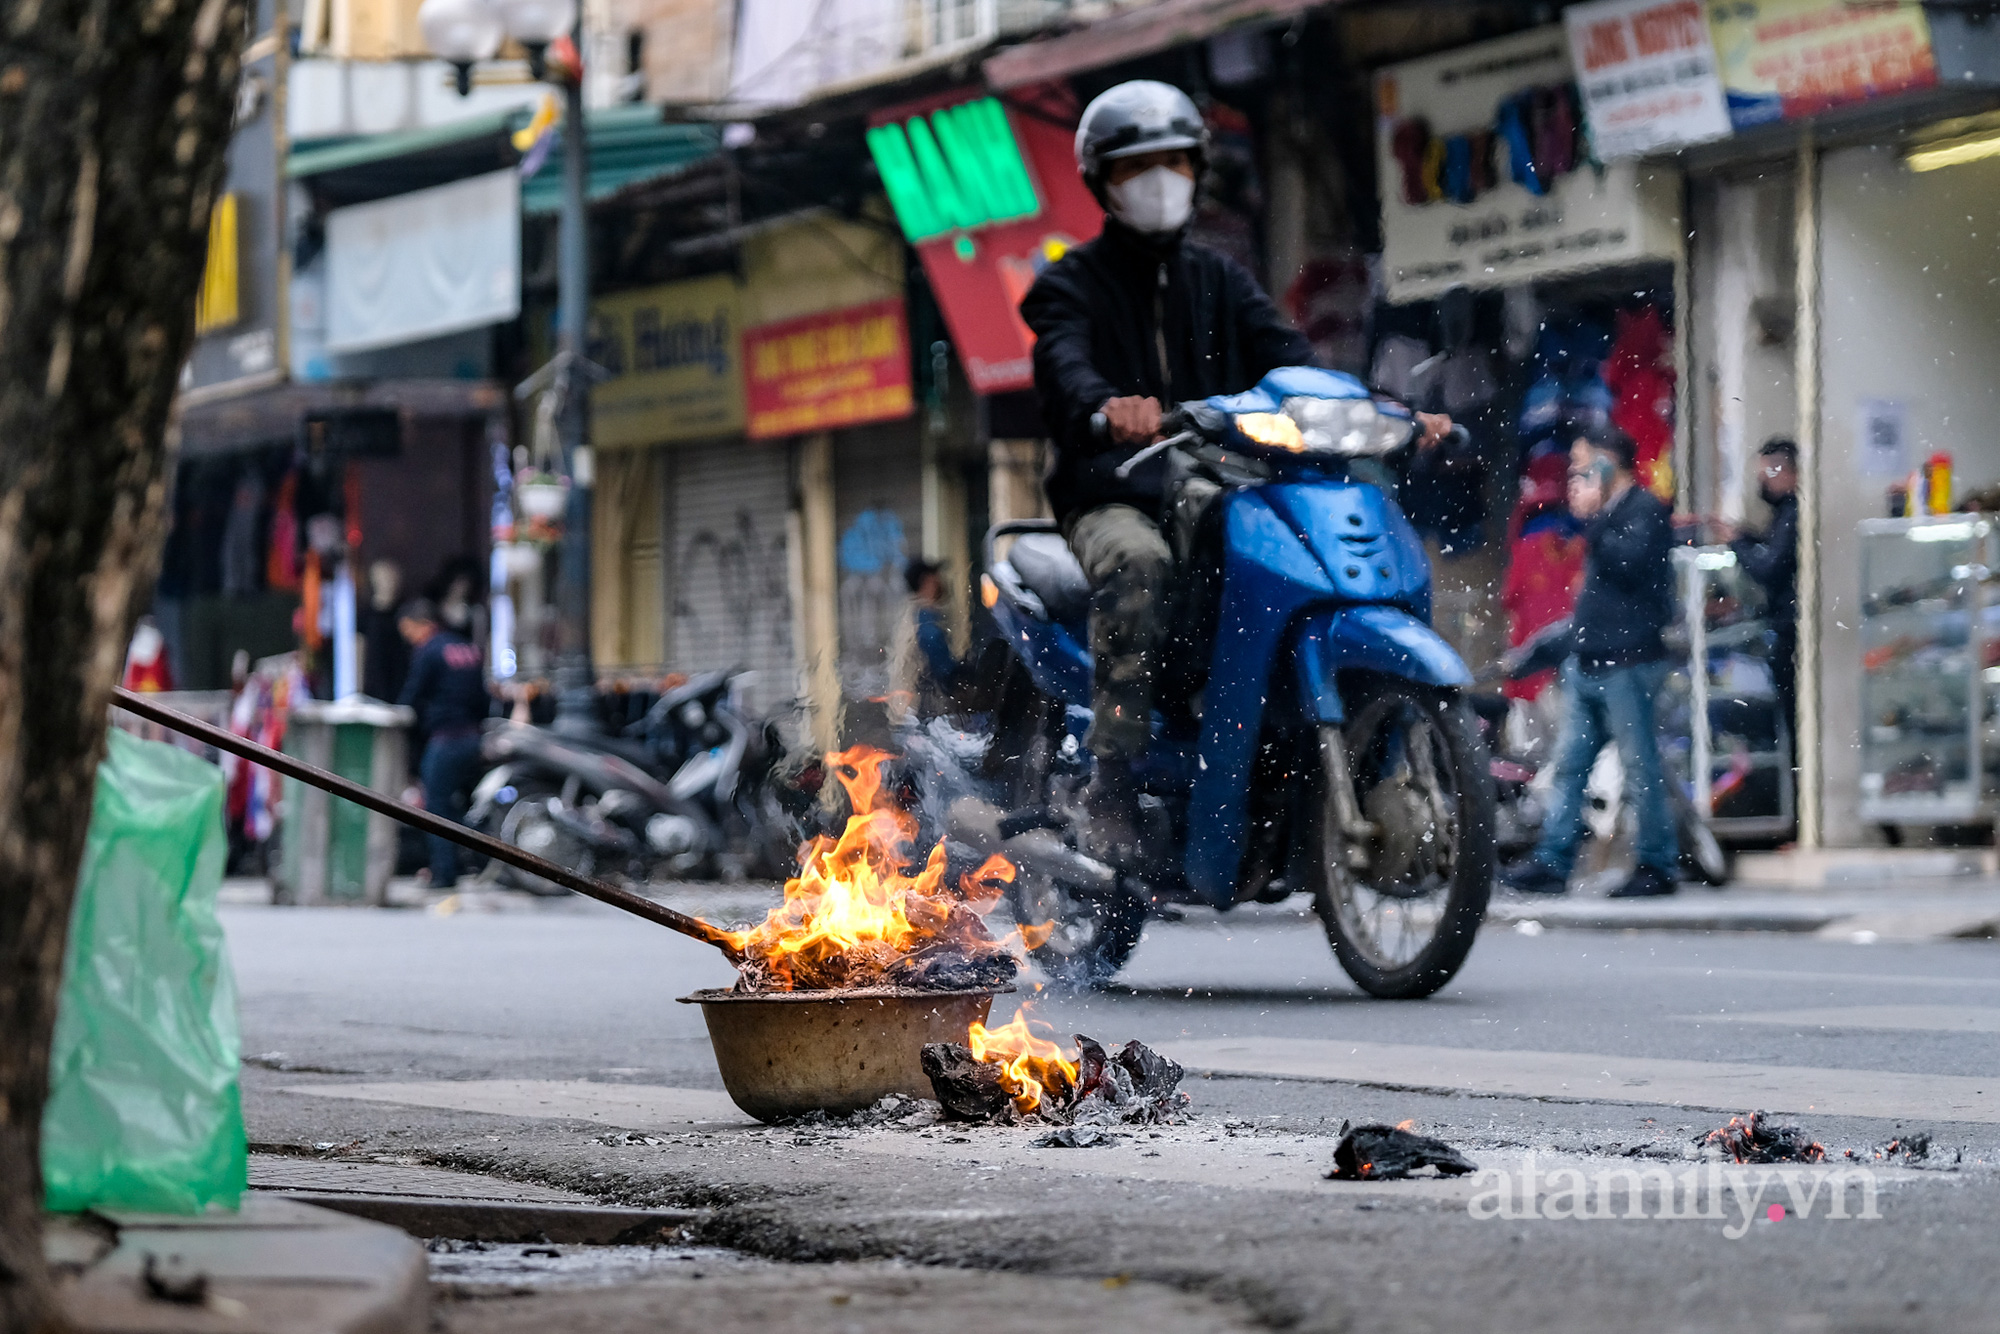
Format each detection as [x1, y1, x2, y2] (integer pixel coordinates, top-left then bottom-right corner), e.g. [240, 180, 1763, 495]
[397, 599, 491, 887]
[1019, 80, 1444, 864]
[1726, 438, 1799, 750]
[1503, 425, 1680, 899]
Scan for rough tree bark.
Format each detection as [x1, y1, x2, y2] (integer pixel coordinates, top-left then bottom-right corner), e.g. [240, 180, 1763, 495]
[0, 0, 248, 1328]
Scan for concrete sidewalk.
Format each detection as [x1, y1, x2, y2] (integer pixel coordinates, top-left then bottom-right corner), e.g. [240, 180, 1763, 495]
[1488, 884, 2000, 939]
[1490, 847, 2000, 939]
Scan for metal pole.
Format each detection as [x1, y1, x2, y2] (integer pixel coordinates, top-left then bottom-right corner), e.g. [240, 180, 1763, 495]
[1671, 169, 1693, 515]
[551, 19, 596, 734]
[110, 687, 742, 955]
[1793, 125, 1823, 850]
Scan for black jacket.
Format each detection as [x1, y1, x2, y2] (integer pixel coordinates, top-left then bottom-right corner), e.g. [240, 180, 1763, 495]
[397, 629, 491, 738]
[1572, 484, 1675, 672]
[1019, 219, 1313, 521]
[1732, 494, 1798, 636]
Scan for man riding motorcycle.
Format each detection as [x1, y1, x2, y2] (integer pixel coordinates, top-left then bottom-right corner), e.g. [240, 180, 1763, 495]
[1020, 79, 1450, 865]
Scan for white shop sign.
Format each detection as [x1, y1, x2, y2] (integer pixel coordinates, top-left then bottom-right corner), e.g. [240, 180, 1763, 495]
[1375, 26, 1680, 304]
[1564, 0, 1732, 160]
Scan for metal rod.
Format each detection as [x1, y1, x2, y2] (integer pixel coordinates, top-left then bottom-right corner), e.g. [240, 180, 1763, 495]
[110, 687, 743, 958]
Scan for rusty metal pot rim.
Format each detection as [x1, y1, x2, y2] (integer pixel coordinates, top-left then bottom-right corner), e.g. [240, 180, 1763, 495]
[678, 985, 1015, 1005]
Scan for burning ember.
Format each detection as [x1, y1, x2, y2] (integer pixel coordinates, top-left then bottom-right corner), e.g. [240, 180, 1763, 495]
[1697, 1111, 1826, 1164]
[921, 1005, 1189, 1125]
[969, 1007, 1080, 1115]
[719, 747, 1039, 992]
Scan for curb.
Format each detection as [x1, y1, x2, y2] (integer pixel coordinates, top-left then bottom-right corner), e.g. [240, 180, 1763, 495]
[274, 1192, 705, 1244]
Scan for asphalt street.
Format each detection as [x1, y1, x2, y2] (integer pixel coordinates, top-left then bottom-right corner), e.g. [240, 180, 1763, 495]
[231, 893, 2000, 1333]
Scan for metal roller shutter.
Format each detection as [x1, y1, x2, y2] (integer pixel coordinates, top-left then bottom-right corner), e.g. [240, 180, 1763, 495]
[833, 420, 924, 704]
[664, 438, 795, 719]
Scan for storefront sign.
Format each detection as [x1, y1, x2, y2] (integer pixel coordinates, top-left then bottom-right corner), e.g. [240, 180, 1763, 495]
[871, 86, 1104, 396]
[1708, 0, 1937, 130]
[1565, 0, 1732, 158]
[867, 97, 1041, 243]
[588, 273, 745, 448]
[1376, 27, 1680, 303]
[743, 299, 913, 440]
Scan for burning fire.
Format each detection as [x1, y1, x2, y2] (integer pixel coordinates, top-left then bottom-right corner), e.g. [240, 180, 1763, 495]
[967, 1005, 1078, 1115]
[721, 747, 1041, 991]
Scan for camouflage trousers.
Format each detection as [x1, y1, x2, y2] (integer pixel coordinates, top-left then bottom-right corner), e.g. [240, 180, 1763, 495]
[1063, 478, 1221, 762]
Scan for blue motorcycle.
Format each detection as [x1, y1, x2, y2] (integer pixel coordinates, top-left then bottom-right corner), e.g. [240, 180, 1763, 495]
[963, 366, 1494, 997]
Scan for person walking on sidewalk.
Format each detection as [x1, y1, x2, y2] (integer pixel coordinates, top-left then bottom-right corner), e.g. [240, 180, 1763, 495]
[1502, 424, 1680, 899]
[397, 599, 492, 888]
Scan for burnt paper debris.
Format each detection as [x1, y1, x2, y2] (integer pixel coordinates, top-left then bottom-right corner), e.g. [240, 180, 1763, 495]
[884, 945, 1019, 993]
[1326, 1122, 1478, 1181]
[921, 1035, 1190, 1125]
[1033, 1125, 1117, 1148]
[920, 1043, 1016, 1122]
[1072, 1037, 1189, 1126]
[1696, 1111, 1826, 1164]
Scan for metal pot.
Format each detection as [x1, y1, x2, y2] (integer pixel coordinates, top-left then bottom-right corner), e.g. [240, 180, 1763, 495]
[681, 986, 1004, 1123]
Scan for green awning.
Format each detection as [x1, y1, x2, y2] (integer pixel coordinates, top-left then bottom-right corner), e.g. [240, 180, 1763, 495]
[520, 105, 718, 214]
[288, 103, 719, 213]
[288, 110, 519, 179]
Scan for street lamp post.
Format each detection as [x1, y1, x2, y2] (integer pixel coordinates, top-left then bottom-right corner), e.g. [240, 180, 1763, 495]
[420, 0, 597, 734]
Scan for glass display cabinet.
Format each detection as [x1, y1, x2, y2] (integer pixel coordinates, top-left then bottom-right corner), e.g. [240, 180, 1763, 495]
[1856, 515, 1999, 826]
[1666, 546, 1794, 840]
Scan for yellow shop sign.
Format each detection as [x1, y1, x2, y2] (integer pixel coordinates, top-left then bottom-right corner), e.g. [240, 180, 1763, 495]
[587, 273, 745, 448]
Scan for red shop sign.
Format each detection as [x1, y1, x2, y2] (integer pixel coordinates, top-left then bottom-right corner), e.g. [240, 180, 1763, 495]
[743, 298, 914, 440]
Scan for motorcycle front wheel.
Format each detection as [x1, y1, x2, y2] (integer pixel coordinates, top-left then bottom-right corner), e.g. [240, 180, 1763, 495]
[1310, 683, 1494, 999]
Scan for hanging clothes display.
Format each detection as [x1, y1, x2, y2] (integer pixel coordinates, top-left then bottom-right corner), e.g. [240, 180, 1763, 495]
[1500, 450, 1584, 702]
[1603, 305, 1677, 501]
[266, 472, 301, 592]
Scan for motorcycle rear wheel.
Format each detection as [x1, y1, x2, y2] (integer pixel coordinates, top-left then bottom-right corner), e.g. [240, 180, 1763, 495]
[1310, 684, 1494, 999]
[1008, 872, 1146, 990]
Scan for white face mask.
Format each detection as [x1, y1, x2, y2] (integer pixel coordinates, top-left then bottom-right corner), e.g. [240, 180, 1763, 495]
[1106, 165, 1195, 235]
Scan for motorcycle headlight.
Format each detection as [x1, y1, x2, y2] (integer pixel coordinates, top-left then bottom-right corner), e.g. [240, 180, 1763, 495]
[1280, 396, 1412, 456]
[1234, 412, 1306, 452]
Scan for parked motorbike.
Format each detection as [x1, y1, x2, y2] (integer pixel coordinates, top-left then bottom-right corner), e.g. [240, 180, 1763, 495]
[467, 670, 795, 890]
[953, 367, 1495, 998]
[1476, 620, 1731, 886]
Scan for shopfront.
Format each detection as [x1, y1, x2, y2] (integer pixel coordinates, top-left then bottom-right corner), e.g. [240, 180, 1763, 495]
[1676, 0, 2000, 845]
[583, 211, 924, 736]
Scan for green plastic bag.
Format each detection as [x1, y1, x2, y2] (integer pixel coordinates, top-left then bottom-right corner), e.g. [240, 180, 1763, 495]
[42, 727, 246, 1214]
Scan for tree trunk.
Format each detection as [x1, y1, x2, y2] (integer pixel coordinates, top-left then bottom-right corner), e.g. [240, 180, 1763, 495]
[0, 0, 248, 1328]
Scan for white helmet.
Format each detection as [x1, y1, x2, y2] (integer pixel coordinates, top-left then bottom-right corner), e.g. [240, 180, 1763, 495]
[1074, 80, 1208, 195]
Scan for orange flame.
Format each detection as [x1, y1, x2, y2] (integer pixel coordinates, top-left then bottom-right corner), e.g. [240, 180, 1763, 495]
[719, 747, 1026, 991]
[967, 1004, 1079, 1115]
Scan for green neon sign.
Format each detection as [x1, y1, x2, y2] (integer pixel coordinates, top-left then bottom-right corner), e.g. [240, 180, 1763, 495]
[867, 97, 1040, 243]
